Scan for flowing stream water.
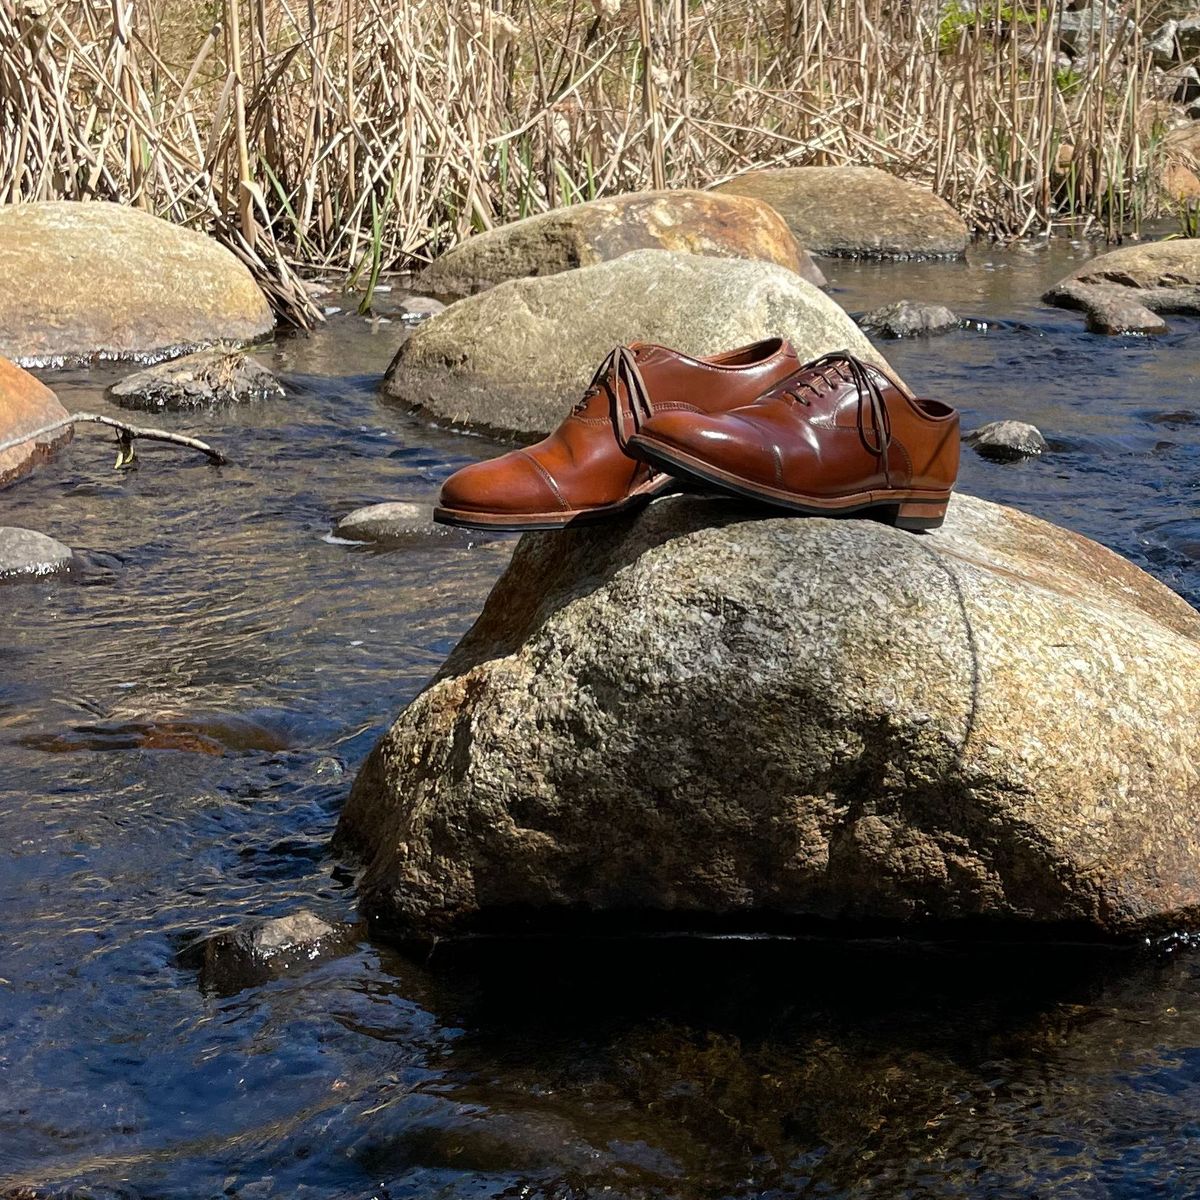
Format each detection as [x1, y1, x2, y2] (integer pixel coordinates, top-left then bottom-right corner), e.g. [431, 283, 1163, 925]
[2, 239, 1200, 1199]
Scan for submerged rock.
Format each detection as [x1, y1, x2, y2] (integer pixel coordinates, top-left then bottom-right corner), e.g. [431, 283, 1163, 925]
[107, 347, 283, 411]
[180, 911, 354, 995]
[398, 295, 447, 321]
[0, 527, 73, 578]
[713, 166, 969, 259]
[0, 201, 273, 366]
[418, 189, 824, 297]
[383, 249, 891, 441]
[858, 299, 960, 338]
[1044, 239, 1200, 334]
[965, 420, 1048, 461]
[0, 355, 72, 487]
[333, 501, 489, 546]
[338, 492, 1200, 942]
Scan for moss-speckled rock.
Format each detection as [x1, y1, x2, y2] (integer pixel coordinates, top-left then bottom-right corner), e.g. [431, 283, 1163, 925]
[107, 347, 283, 411]
[383, 250, 889, 442]
[713, 167, 969, 259]
[0, 356, 71, 487]
[419, 190, 824, 296]
[0, 201, 273, 365]
[338, 492, 1200, 941]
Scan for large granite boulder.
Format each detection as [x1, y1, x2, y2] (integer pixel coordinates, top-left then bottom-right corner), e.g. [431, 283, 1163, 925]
[0, 201, 273, 365]
[338, 492, 1200, 942]
[418, 190, 824, 296]
[712, 167, 969, 259]
[383, 249, 888, 441]
[0, 355, 71, 487]
[1044, 238, 1200, 334]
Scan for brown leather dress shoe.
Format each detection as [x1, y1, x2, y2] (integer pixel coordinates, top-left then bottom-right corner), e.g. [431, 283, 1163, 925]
[434, 338, 801, 530]
[626, 351, 959, 531]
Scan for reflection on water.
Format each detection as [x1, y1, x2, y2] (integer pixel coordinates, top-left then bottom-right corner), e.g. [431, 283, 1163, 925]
[2, 239, 1200, 1198]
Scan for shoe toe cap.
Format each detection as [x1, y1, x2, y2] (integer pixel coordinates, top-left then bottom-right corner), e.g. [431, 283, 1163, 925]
[439, 452, 562, 516]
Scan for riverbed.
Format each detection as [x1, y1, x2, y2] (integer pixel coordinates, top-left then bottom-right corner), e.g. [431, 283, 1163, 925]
[2, 239, 1200, 1198]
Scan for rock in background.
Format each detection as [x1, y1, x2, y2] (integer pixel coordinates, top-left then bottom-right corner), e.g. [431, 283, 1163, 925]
[0, 355, 72, 487]
[0, 201, 274, 365]
[338, 492, 1200, 942]
[108, 347, 283, 411]
[1044, 238, 1200, 334]
[383, 249, 891, 441]
[418, 189, 825, 296]
[713, 167, 969, 259]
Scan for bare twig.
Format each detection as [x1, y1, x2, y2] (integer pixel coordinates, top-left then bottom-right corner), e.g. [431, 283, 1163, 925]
[0, 413, 227, 465]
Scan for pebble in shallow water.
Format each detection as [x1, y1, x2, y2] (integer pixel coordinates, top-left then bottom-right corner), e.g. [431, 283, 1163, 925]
[0, 526, 73, 579]
[332, 500, 495, 547]
[965, 419, 1048, 462]
[857, 298, 961, 338]
[179, 911, 356, 996]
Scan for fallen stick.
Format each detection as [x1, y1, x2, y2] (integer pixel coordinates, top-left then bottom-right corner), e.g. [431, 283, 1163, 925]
[0, 412, 227, 465]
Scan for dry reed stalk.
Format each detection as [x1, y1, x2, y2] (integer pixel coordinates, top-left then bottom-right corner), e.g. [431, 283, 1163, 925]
[0, 0, 1171, 327]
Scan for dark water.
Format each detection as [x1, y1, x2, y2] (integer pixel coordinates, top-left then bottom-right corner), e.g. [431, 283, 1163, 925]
[2, 242, 1200, 1199]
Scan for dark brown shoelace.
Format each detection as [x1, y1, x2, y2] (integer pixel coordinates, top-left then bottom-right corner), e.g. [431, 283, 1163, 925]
[575, 345, 655, 451]
[783, 350, 894, 486]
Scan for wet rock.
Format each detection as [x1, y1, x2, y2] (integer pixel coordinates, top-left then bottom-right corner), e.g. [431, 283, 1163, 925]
[858, 299, 960, 338]
[180, 911, 354, 995]
[713, 166, 968, 259]
[107, 347, 283, 411]
[1047, 281, 1169, 335]
[0, 527, 73, 578]
[398, 295, 446, 321]
[1045, 240, 1200, 333]
[337, 492, 1200, 942]
[0, 355, 72, 487]
[418, 189, 824, 297]
[383, 249, 892, 441]
[0, 201, 274, 366]
[333, 501, 489, 546]
[965, 420, 1048, 461]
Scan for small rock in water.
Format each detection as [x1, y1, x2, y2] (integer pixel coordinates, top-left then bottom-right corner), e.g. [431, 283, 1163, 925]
[333, 500, 492, 547]
[107, 347, 284, 411]
[0, 527, 73, 579]
[965, 420, 1048, 462]
[399, 295, 446, 321]
[858, 299, 960, 338]
[179, 911, 353, 995]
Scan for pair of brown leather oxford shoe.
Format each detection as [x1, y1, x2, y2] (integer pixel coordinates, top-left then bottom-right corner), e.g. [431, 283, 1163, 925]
[434, 337, 960, 533]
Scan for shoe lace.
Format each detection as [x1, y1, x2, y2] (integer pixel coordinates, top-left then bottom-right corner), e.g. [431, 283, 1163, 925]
[781, 350, 893, 487]
[572, 345, 655, 451]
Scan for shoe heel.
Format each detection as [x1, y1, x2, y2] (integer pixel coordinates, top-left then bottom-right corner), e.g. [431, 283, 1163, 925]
[886, 498, 949, 532]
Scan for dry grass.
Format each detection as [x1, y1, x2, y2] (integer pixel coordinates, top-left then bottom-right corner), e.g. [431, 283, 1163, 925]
[0, 0, 1180, 325]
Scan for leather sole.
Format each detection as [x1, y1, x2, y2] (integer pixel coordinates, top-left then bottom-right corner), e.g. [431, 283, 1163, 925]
[627, 434, 952, 532]
[433, 474, 676, 532]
